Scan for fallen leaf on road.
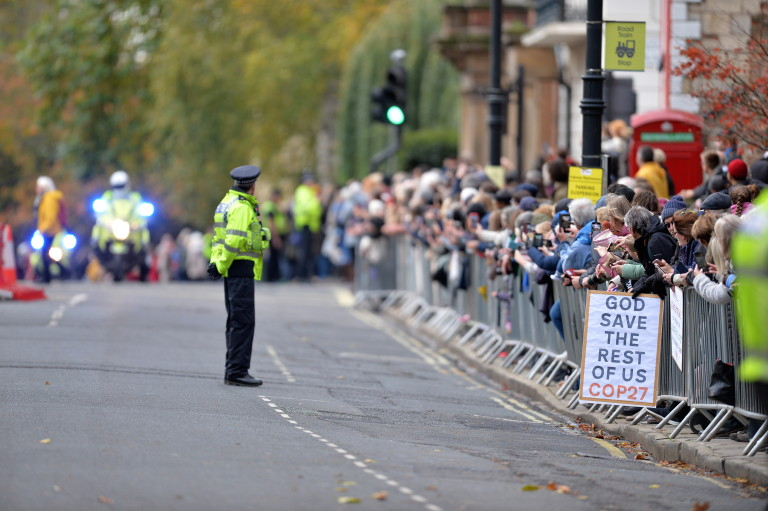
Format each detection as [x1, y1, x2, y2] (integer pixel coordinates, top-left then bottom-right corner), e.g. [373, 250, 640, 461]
[97, 496, 112, 505]
[45, 381, 50, 385]
[39, 438, 52, 444]
[337, 497, 361, 504]
[371, 491, 388, 500]
[335, 488, 349, 493]
[635, 454, 646, 460]
[577, 495, 588, 500]
[546, 482, 571, 494]
[425, 485, 438, 492]
[521, 485, 540, 491]
[53, 485, 61, 492]
[364, 459, 375, 463]
[649, 484, 660, 489]
[691, 503, 710, 511]
[339, 481, 356, 487]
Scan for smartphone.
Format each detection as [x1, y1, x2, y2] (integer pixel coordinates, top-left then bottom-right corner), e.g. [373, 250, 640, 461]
[559, 214, 572, 231]
[694, 251, 708, 271]
[507, 238, 518, 251]
[654, 263, 668, 275]
[468, 213, 479, 230]
[533, 233, 543, 248]
[543, 239, 553, 248]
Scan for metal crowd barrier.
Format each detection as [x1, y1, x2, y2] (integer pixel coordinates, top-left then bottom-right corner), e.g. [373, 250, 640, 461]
[353, 235, 768, 456]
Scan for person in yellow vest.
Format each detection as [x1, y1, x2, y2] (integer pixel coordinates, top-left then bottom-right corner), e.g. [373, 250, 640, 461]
[261, 188, 289, 282]
[732, 190, 768, 415]
[292, 171, 322, 282]
[34, 176, 65, 283]
[635, 145, 670, 199]
[208, 165, 270, 387]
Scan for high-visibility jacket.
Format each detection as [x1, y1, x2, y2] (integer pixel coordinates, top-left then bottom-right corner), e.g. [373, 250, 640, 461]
[92, 189, 149, 252]
[293, 184, 322, 232]
[211, 189, 270, 280]
[732, 192, 768, 383]
[261, 200, 289, 235]
[37, 190, 64, 236]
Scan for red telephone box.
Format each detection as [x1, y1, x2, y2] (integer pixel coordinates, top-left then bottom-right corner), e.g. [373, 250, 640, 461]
[628, 109, 704, 193]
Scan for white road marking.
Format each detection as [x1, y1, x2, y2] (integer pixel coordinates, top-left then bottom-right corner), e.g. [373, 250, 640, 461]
[266, 344, 296, 383]
[48, 293, 87, 327]
[259, 394, 442, 511]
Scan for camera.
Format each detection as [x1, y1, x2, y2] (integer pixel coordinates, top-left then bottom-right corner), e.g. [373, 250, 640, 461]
[559, 214, 572, 231]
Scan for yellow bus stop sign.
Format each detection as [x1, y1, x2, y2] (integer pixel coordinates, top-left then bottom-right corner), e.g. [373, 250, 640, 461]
[605, 21, 645, 72]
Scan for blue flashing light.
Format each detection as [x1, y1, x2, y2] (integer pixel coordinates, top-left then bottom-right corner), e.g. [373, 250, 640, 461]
[62, 233, 77, 250]
[138, 201, 155, 217]
[31, 230, 44, 250]
[92, 198, 108, 214]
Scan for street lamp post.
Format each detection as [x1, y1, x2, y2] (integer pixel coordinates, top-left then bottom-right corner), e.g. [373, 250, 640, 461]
[580, 0, 606, 168]
[487, 0, 506, 168]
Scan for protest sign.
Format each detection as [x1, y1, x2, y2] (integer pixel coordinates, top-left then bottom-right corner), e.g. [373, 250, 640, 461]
[579, 291, 663, 406]
[668, 286, 684, 371]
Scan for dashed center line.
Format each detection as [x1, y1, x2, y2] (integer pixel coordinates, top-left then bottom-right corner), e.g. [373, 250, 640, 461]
[48, 293, 87, 327]
[259, 395, 442, 511]
[266, 345, 296, 382]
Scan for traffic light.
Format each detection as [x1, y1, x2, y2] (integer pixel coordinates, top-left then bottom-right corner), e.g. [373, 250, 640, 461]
[370, 65, 407, 126]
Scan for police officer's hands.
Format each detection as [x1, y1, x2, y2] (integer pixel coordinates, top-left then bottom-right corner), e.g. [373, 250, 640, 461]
[207, 262, 222, 280]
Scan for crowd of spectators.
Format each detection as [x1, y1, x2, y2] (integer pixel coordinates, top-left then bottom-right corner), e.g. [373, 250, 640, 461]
[323, 146, 767, 444]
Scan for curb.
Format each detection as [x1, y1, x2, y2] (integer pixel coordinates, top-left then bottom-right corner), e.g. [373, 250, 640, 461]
[382, 307, 768, 487]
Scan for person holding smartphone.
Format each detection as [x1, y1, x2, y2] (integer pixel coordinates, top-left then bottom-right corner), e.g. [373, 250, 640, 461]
[657, 210, 706, 287]
[690, 215, 743, 305]
[622, 205, 677, 298]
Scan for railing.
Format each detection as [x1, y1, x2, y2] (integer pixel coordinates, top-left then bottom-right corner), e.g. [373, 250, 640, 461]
[354, 234, 768, 457]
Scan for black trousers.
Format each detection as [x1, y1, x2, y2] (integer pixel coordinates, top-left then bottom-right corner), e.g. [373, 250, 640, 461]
[41, 234, 55, 283]
[296, 226, 314, 281]
[223, 264, 255, 378]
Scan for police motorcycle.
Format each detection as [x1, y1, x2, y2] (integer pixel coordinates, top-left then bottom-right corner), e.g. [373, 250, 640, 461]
[90, 171, 154, 281]
[29, 229, 78, 280]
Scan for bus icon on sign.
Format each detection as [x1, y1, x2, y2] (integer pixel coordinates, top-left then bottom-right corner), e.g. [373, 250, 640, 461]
[616, 40, 636, 59]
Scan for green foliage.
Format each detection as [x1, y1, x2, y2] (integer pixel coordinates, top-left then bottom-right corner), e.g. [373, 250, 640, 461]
[336, 0, 459, 182]
[19, 0, 162, 180]
[399, 128, 458, 171]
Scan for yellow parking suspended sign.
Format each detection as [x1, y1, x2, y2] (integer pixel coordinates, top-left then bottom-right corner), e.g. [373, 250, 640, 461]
[605, 21, 645, 71]
[567, 166, 604, 203]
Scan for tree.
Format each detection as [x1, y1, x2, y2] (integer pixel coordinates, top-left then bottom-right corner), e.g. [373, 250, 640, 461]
[673, 13, 768, 151]
[19, 0, 162, 180]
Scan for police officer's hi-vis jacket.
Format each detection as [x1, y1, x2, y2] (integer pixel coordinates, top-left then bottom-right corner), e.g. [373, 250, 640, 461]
[211, 189, 271, 280]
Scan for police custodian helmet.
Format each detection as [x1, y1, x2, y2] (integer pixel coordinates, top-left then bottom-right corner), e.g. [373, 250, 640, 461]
[230, 165, 261, 186]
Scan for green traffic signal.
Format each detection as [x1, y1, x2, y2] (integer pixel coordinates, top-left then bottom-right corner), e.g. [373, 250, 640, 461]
[386, 105, 405, 125]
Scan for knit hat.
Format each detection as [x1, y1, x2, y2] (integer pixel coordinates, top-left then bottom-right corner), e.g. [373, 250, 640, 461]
[727, 159, 749, 180]
[519, 196, 539, 211]
[700, 190, 731, 211]
[661, 195, 686, 220]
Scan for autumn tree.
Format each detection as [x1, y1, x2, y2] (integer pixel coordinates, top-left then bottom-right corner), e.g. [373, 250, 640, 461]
[673, 10, 768, 151]
[19, 0, 163, 181]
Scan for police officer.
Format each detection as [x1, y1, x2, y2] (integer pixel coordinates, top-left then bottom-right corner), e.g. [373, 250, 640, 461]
[208, 165, 271, 386]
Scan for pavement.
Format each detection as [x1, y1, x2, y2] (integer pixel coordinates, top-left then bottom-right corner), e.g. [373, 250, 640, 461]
[374, 296, 768, 488]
